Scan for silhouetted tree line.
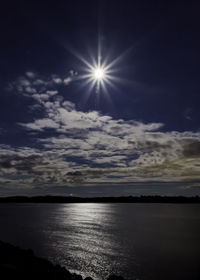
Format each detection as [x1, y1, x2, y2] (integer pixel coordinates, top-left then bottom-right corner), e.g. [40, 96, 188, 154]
[0, 195, 199, 203]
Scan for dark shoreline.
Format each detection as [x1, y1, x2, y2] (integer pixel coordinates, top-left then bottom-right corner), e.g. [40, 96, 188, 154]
[0, 240, 124, 280]
[0, 195, 199, 204]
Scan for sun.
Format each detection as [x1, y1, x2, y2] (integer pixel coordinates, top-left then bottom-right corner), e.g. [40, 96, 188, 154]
[93, 67, 105, 81]
[77, 59, 114, 94]
[67, 39, 132, 97]
[88, 64, 109, 92]
[69, 44, 131, 95]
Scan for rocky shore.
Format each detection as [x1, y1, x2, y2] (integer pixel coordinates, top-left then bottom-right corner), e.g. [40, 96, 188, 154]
[0, 240, 124, 280]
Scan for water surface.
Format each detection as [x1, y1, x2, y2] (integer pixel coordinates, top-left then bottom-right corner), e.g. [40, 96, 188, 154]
[0, 203, 199, 279]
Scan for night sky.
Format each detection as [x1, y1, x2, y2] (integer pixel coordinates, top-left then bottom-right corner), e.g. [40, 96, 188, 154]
[0, 0, 200, 196]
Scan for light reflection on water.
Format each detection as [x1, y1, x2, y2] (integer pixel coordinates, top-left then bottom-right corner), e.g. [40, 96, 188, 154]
[47, 203, 136, 279]
[0, 203, 200, 280]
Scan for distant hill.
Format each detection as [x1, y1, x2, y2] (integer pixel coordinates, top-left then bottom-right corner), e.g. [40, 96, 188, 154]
[0, 195, 199, 203]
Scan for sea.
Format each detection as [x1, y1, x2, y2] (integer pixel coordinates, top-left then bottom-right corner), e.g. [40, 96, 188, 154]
[0, 203, 199, 280]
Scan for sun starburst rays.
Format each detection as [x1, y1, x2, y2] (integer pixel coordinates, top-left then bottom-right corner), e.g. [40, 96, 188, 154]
[79, 57, 116, 94]
[70, 45, 131, 106]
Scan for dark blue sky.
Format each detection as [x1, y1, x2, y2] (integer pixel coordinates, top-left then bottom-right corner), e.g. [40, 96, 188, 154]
[0, 0, 200, 196]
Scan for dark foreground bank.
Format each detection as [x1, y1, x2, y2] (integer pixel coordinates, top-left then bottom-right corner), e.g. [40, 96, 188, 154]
[0, 241, 124, 280]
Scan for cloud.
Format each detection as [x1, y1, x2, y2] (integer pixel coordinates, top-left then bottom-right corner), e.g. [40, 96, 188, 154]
[8, 71, 73, 100]
[64, 77, 72, 85]
[51, 74, 63, 84]
[182, 141, 200, 157]
[63, 70, 78, 85]
[25, 71, 36, 79]
[1, 71, 200, 195]
[19, 118, 60, 131]
[184, 107, 193, 121]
